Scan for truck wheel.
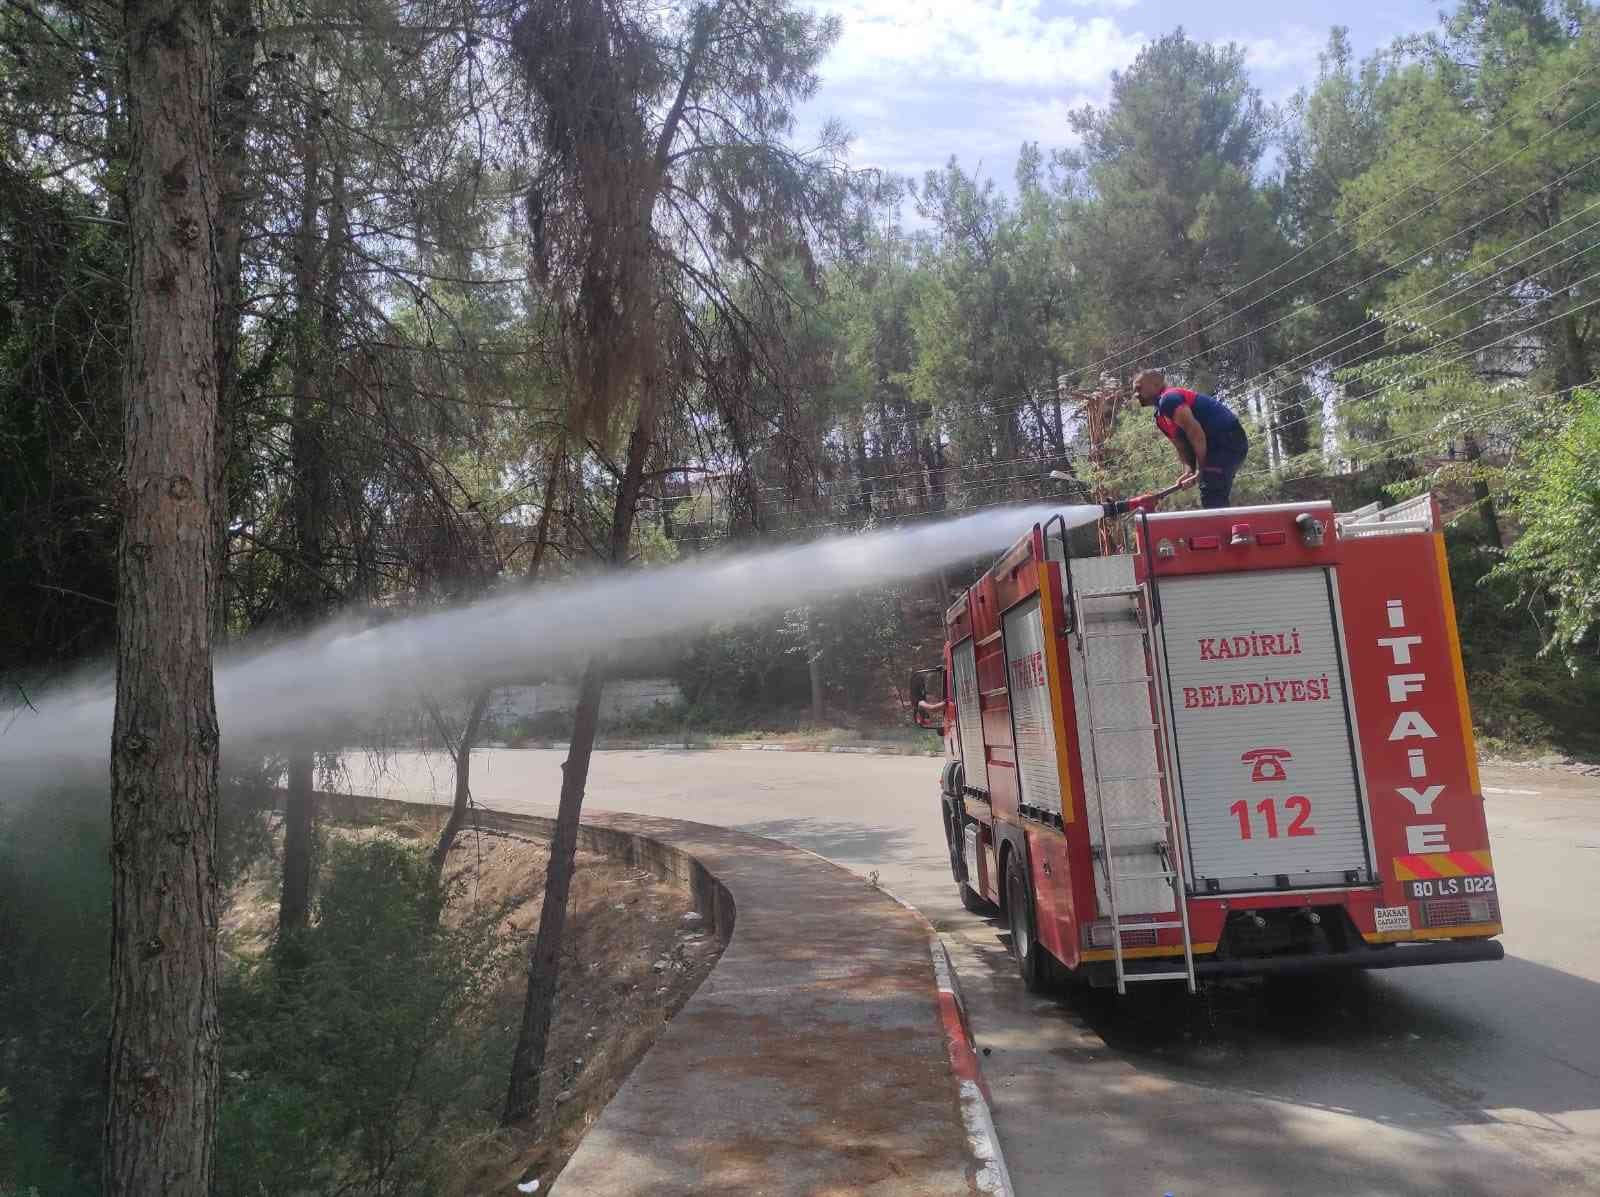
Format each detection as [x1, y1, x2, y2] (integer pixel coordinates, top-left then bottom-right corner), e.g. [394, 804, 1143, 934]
[947, 806, 996, 915]
[1006, 857, 1052, 993]
[959, 878, 995, 915]
[943, 802, 964, 878]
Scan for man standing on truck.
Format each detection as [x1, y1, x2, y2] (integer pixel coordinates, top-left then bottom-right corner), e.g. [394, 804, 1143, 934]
[1133, 369, 1250, 508]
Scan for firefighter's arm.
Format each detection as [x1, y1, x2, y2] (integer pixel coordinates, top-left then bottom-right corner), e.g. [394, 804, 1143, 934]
[1173, 405, 1208, 467]
[1172, 406, 1205, 487]
[1167, 425, 1197, 488]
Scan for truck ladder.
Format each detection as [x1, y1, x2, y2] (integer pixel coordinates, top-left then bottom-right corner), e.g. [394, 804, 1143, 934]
[1075, 584, 1197, 995]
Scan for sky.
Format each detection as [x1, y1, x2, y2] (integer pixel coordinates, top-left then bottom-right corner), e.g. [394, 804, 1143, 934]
[798, 0, 1447, 192]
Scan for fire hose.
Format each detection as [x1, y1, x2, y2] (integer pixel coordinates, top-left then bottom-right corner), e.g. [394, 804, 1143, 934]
[1048, 472, 1187, 517]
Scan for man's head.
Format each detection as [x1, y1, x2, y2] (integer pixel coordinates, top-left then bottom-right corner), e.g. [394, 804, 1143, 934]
[1133, 369, 1165, 407]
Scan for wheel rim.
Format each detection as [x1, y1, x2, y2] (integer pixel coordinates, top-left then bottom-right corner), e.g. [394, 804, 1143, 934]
[1008, 868, 1030, 961]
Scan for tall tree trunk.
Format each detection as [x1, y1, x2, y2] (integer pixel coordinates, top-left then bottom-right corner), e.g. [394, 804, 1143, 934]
[1462, 434, 1505, 550]
[279, 79, 329, 936]
[505, 401, 653, 1125]
[852, 425, 872, 519]
[429, 688, 493, 880]
[279, 752, 315, 933]
[921, 435, 946, 513]
[212, 0, 256, 632]
[808, 645, 825, 725]
[433, 441, 567, 884]
[1560, 309, 1590, 394]
[105, 0, 221, 1190]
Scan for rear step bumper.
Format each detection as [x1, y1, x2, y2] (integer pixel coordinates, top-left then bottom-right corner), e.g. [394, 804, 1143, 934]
[1126, 938, 1505, 981]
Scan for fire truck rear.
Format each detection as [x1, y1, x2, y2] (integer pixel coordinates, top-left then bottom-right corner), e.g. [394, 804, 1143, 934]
[911, 495, 1505, 993]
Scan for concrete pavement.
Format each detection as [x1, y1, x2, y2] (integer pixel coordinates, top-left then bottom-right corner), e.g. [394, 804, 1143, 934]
[334, 792, 1003, 1195]
[348, 749, 1600, 1195]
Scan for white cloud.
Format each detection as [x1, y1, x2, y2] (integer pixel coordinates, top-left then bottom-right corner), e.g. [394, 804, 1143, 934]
[798, 4, 1339, 195]
[811, 0, 1147, 91]
[1226, 26, 1326, 74]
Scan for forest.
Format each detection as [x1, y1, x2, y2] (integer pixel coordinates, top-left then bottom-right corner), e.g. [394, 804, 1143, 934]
[3, 0, 1600, 1191]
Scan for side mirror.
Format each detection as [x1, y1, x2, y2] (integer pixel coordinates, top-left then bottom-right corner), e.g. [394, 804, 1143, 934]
[908, 667, 947, 732]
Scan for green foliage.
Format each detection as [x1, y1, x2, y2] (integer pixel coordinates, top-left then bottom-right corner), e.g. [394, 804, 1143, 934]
[1060, 29, 1286, 384]
[1487, 388, 1600, 666]
[1448, 517, 1600, 753]
[675, 611, 816, 723]
[0, 789, 106, 1195]
[0, 797, 514, 1197]
[0, 166, 125, 670]
[215, 838, 514, 1197]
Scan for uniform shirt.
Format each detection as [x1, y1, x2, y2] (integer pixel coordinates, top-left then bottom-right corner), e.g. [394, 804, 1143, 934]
[1154, 387, 1246, 455]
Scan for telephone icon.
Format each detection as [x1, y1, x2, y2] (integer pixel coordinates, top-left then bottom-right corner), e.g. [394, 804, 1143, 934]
[1240, 747, 1292, 784]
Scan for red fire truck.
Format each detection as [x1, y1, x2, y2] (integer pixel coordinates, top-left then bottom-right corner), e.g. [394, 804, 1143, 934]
[911, 495, 1505, 993]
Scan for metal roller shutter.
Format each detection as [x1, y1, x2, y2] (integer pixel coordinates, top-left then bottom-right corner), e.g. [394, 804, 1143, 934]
[1002, 596, 1062, 817]
[1156, 567, 1373, 892]
[951, 638, 987, 793]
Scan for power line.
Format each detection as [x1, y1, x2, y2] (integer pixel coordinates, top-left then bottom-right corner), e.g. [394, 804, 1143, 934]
[649, 155, 1600, 515]
[653, 106, 1600, 528]
[1234, 234, 1600, 437]
[670, 377, 1592, 546]
[649, 247, 1597, 523]
[1256, 282, 1600, 445]
[1238, 202, 1600, 408]
[645, 264, 1592, 525]
[1231, 379, 1589, 486]
[1059, 71, 1600, 393]
[1152, 150, 1600, 396]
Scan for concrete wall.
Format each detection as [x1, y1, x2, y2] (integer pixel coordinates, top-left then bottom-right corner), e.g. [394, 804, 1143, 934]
[317, 792, 735, 947]
[491, 678, 684, 723]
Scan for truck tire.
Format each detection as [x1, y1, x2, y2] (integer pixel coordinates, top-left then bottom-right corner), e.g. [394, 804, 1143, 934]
[959, 877, 995, 915]
[1005, 856, 1052, 993]
[948, 810, 997, 915]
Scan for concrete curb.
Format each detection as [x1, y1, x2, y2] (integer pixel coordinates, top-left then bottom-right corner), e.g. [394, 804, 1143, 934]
[869, 885, 1015, 1197]
[774, 842, 1014, 1197]
[495, 739, 940, 757]
[333, 792, 996, 1194]
[930, 938, 1013, 1197]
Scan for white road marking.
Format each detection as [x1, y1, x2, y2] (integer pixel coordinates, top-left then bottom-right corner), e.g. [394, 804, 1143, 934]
[1483, 786, 1540, 796]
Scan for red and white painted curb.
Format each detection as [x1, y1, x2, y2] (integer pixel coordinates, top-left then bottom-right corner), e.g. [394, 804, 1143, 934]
[774, 847, 1015, 1196]
[929, 935, 1014, 1196]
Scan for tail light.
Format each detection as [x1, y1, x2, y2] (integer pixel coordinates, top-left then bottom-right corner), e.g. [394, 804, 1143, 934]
[1421, 896, 1499, 928]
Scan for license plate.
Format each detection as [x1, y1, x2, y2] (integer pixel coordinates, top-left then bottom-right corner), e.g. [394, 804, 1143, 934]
[1374, 905, 1412, 933]
[1405, 874, 1496, 900]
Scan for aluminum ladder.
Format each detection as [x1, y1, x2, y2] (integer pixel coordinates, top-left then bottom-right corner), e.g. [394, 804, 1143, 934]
[1074, 583, 1197, 994]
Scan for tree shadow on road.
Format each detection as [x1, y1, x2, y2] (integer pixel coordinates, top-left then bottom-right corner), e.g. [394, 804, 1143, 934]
[1057, 949, 1600, 1145]
[967, 925, 1600, 1191]
[736, 817, 913, 872]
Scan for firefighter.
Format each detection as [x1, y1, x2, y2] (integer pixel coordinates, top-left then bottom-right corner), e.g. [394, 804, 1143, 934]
[1133, 369, 1249, 509]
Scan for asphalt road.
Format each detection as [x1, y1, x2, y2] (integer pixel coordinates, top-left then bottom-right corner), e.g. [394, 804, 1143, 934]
[349, 749, 1600, 1196]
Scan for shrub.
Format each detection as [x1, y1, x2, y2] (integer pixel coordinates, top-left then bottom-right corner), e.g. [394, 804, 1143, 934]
[214, 837, 514, 1197]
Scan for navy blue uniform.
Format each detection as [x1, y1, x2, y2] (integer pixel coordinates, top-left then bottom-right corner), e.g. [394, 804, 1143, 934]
[1154, 387, 1249, 508]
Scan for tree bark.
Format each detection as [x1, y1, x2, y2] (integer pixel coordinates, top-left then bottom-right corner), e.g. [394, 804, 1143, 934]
[1560, 309, 1590, 394]
[105, 0, 222, 1190]
[1462, 434, 1505, 550]
[279, 751, 315, 934]
[429, 688, 493, 880]
[211, 0, 257, 631]
[279, 74, 331, 936]
[921, 435, 946, 513]
[504, 401, 654, 1125]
